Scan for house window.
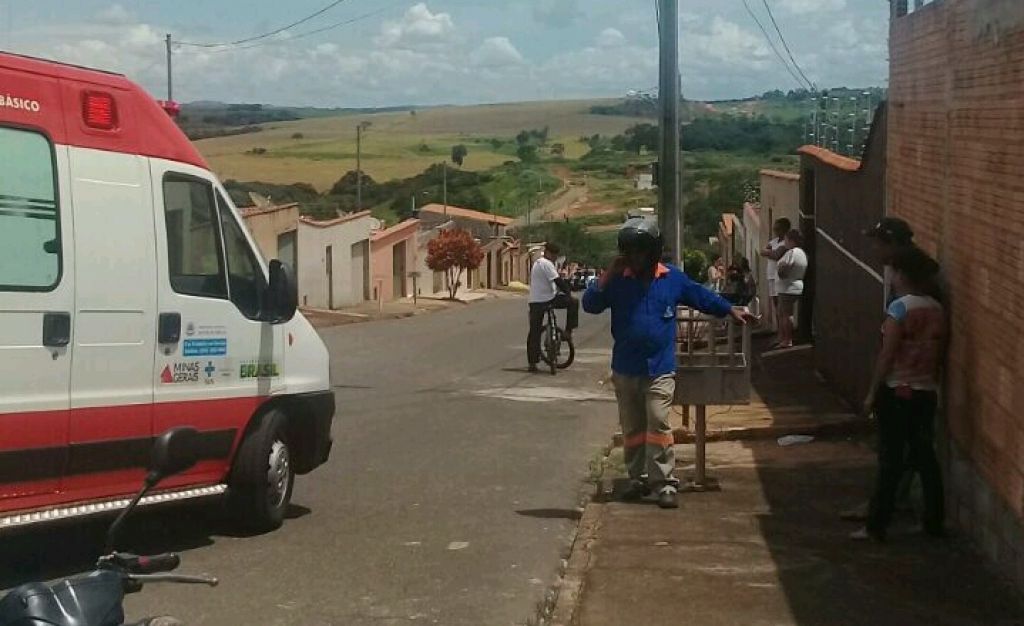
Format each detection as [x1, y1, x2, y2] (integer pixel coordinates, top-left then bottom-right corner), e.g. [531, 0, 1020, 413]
[0, 127, 60, 290]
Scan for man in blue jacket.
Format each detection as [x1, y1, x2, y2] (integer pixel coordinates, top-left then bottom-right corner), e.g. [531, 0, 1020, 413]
[583, 219, 753, 509]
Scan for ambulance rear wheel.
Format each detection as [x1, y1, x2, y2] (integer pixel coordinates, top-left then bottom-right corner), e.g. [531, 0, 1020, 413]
[229, 409, 294, 532]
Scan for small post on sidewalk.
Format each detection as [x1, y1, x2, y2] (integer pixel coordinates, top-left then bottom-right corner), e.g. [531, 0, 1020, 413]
[694, 405, 707, 488]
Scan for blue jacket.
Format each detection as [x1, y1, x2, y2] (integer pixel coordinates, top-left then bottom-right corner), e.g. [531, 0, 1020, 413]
[582, 264, 733, 377]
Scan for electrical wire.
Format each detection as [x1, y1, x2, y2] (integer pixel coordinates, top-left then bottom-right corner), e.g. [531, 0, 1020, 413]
[178, 1, 408, 54]
[739, 0, 812, 91]
[177, 0, 352, 48]
[761, 0, 816, 91]
[174, 0, 405, 55]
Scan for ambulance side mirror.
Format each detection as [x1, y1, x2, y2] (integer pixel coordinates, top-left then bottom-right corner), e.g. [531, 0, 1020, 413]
[266, 259, 298, 324]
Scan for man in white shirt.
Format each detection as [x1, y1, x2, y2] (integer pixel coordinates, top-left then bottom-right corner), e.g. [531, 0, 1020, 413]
[528, 243, 578, 372]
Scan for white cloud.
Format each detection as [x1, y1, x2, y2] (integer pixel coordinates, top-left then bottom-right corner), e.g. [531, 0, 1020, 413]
[778, 0, 847, 14]
[376, 3, 455, 49]
[1, 0, 888, 106]
[596, 27, 626, 48]
[533, 0, 581, 28]
[96, 4, 133, 26]
[473, 37, 524, 68]
[686, 16, 771, 67]
[538, 43, 658, 98]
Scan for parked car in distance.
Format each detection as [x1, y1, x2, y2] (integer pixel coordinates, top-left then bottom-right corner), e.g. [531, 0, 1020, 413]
[570, 269, 596, 291]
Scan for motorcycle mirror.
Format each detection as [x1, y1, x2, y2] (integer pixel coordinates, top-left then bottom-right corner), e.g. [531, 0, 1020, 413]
[148, 427, 200, 485]
[105, 428, 200, 552]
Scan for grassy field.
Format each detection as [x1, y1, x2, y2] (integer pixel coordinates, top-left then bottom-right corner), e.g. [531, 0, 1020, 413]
[195, 99, 641, 191]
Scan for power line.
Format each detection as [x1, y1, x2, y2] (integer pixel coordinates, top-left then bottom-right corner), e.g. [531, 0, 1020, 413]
[761, 0, 816, 91]
[739, 0, 811, 91]
[177, 0, 352, 48]
[178, 1, 408, 54]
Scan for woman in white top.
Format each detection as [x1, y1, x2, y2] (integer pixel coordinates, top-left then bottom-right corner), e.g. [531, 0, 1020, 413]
[774, 229, 808, 349]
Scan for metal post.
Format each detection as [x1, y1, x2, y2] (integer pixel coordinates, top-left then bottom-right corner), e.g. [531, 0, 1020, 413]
[695, 405, 707, 486]
[165, 34, 173, 101]
[658, 0, 681, 264]
[356, 124, 363, 212]
[443, 160, 448, 217]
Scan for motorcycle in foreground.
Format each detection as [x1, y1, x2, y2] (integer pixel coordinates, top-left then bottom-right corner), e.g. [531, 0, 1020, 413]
[0, 428, 218, 626]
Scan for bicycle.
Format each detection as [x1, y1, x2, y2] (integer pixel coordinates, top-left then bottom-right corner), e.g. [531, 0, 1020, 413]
[540, 305, 576, 375]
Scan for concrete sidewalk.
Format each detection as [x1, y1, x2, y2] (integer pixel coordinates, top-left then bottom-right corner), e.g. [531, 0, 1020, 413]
[302, 290, 506, 328]
[558, 440, 1024, 626]
[555, 342, 1024, 625]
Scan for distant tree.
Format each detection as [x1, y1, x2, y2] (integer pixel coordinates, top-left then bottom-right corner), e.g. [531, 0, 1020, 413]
[516, 144, 539, 163]
[622, 123, 658, 154]
[410, 109, 417, 117]
[489, 138, 504, 150]
[516, 130, 531, 147]
[451, 144, 469, 167]
[291, 132, 304, 139]
[418, 142, 432, 153]
[550, 143, 566, 157]
[426, 228, 484, 300]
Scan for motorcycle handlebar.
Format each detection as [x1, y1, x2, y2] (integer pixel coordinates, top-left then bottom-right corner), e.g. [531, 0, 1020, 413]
[104, 552, 181, 574]
[134, 553, 181, 574]
[128, 573, 219, 587]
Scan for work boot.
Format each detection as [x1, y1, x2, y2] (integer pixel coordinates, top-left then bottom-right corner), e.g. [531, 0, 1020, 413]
[657, 490, 679, 509]
[621, 481, 651, 502]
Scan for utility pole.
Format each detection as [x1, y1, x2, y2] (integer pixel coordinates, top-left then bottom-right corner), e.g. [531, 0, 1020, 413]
[356, 121, 370, 212]
[657, 0, 681, 265]
[442, 160, 447, 217]
[165, 34, 173, 101]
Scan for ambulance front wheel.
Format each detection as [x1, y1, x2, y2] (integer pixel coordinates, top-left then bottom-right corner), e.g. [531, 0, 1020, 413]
[228, 409, 295, 532]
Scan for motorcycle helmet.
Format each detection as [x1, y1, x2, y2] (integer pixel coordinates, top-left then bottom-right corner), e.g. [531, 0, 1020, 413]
[618, 217, 664, 257]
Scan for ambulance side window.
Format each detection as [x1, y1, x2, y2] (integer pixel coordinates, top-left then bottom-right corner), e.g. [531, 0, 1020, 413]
[163, 174, 228, 300]
[0, 127, 60, 291]
[216, 192, 265, 320]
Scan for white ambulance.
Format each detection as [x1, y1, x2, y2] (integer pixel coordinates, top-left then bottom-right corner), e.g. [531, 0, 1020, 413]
[0, 52, 335, 533]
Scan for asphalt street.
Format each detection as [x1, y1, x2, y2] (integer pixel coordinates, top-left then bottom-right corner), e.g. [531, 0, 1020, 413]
[1, 296, 618, 625]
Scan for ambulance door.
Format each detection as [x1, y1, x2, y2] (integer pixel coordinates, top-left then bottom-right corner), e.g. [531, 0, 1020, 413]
[151, 160, 283, 484]
[62, 146, 157, 497]
[0, 125, 73, 501]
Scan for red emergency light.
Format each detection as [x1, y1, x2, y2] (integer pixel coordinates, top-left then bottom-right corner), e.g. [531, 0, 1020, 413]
[82, 91, 118, 130]
[157, 99, 181, 119]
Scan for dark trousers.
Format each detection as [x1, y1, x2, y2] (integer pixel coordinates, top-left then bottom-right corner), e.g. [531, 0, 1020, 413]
[527, 294, 579, 364]
[867, 386, 945, 537]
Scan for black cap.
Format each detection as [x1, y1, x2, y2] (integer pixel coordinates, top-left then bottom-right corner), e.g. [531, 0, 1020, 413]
[864, 217, 914, 244]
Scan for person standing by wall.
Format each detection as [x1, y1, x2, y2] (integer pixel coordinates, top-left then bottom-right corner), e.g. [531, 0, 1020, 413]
[760, 217, 791, 335]
[841, 217, 943, 523]
[774, 229, 808, 349]
[852, 248, 947, 542]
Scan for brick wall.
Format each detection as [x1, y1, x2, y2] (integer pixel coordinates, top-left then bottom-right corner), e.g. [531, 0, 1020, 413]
[888, 0, 1024, 590]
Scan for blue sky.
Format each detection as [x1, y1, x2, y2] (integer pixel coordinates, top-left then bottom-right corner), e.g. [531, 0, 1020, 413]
[0, 0, 889, 107]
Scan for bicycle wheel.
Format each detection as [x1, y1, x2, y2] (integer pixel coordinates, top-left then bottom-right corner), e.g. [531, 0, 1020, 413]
[556, 331, 575, 369]
[540, 325, 575, 370]
[541, 324, 558, 375]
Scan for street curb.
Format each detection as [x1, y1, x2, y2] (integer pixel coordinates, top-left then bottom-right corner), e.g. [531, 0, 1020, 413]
[548, 499, 603, 626]
[610, 417, 870, 447]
